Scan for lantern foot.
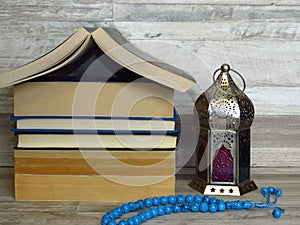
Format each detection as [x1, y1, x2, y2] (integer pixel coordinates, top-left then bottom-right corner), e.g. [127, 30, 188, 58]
[189, 178, 257, 196]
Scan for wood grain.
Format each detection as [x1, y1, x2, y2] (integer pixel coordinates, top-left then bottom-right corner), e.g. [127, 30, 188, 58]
[130, 40, 300, 87]
[114, 21, 300, 41]
[114, 0, 300, 5]
[180, 115, 300, 168]
[0, 168, 299, 224]
[176, 86, 300, 116]
[0, 114, 16, 166]
[0, 0, 113, 22]
[114, 4, 300, 22]
[0, 21, 113, 65]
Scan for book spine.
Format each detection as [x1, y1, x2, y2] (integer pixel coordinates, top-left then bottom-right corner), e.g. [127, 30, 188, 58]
[11, 115, 177, 121]
[11, 128, 178, 135]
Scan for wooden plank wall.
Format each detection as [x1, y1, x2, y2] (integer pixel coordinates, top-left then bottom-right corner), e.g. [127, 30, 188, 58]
[0, 0, 299, 168]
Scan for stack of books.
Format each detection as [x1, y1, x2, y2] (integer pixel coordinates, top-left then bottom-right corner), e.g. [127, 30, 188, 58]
[0, 27, 196, 201]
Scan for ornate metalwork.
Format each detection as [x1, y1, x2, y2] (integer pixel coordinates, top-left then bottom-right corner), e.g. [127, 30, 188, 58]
[189, 64, 257, 196]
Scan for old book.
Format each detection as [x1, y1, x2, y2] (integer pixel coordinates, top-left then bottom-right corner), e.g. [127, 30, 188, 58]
[0, 27, 196, 92]
[91, 27, 196, 92]
[15, 174, 175, 201]
[13, 81, 174, 117]
[17, 133, 177, 149]
[13, 35, 93, 85]
[2, 26, 189, 203]
[14, 149, 175, 176]
[12, 115, 177, 132]
[15, 149, 175, 201]
[0, 28, 89, 87]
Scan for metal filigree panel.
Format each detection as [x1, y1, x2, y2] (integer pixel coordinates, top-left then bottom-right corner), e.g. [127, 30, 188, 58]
[208, 93, 241, 130]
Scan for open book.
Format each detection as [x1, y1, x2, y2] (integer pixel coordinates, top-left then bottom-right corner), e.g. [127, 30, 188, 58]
[0, 27, 196, 92]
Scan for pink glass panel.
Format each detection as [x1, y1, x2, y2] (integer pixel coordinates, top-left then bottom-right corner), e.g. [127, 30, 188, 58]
[212, 145, 234, 182]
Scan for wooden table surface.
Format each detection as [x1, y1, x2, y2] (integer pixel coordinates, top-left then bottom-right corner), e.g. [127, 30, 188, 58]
[0, 167, 299, 225]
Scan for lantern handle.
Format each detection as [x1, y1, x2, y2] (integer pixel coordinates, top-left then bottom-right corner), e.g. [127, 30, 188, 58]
[212, 65, 246, 96]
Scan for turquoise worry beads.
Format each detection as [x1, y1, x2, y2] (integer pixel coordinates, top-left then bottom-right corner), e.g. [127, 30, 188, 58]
[101, 186, 284, 225]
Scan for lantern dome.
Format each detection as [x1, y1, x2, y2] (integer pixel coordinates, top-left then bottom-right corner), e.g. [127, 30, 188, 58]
[195, 64, 254, 132]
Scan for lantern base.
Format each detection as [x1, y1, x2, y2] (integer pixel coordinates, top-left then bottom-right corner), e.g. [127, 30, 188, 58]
[189, 178, 257, 196]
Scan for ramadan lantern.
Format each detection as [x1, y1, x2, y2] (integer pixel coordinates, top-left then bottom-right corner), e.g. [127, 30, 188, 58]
[189, 64, 257, 196]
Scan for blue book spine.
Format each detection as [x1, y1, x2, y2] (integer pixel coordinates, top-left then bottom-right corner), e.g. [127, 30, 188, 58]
[11, 109, 179, 135]
[11, 127, 178, 135]
[10, 113, 178, 121]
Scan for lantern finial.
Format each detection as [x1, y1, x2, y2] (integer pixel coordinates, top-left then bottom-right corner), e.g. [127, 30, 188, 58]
[221, 64, 230, 72]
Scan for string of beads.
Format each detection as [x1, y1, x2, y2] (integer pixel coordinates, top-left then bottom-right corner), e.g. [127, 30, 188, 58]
[101, 186, 284, 225]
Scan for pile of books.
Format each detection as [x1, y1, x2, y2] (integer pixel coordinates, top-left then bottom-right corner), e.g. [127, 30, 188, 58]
[0, 27, 196, 201]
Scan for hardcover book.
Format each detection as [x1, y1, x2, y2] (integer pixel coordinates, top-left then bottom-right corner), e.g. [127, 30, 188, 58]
[0, 27, 195, 201]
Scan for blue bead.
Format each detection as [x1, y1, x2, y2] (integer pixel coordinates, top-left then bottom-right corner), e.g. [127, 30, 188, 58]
[268, 186, 275, 194]
[137, 200, 145, 209]
[217, 199, 224, 204]
[101, 216, 110, 225]
[152, 197, 160, 206]
[138, 212, 146, 223]
[209, 197, 218, 204]
[164, 205, 172, 214]
[151, 208, 158, 218]
[199, 202, 208, 213]
[190, 203, 199, 212]
[127, 218, 134, 225]
[208, 203, 217, 213]
[217, 202, 226, 212]
[117, 207, 123, 213]
[203, 196, 210, 203]
[232, 201, 242, 210]
[185, 194, 194, 203]
[181, 203, 190, 213]
[112, 209, 120, 218]
[144, 198, 152, 207]
[101, 220, 109, 225]
[132, 215, 141, 225]
[261, 187, 269, 195]
[168, 195, 177, 204]
[160, 196, 168, 205]
[144, 209, 152, 220]
[114, 207, 123, 218]
[176, 194, 185, 204]
[275, 188, 283, 197]
[157, 206, 165, 216]
[107, 212, 115, 220]
[272, 209, 282, 218]
[118, 220, 128, 225]
[128, 202, 135, 211]
[122, 204, 130, 214]
[225, 201, 233, 209]
[134, 202, 140, 210]
[172, 204, 181, 213]
[102, 214, 109, 219]
[108, 221, 117, 225]
[102, 214, 109, 220]
[243, 201, 252, 209]
[194, 194, 202, 203]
